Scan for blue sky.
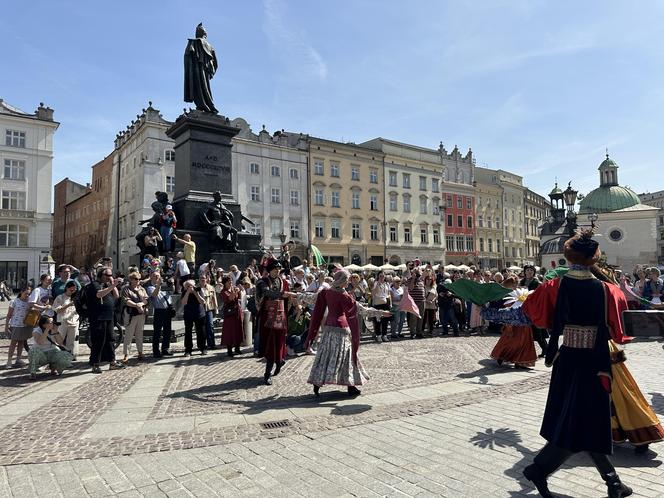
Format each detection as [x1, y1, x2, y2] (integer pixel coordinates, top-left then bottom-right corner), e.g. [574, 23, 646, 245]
[4, 0, 664, 199]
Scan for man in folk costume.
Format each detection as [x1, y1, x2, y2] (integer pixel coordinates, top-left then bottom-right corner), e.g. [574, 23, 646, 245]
[521, 229, 633, 498]
[256, 259, 293, 385]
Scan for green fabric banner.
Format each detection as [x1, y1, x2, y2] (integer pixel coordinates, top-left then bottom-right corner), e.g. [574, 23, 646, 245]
[443, 279, 511, 306]
[310, 245, 326, 267]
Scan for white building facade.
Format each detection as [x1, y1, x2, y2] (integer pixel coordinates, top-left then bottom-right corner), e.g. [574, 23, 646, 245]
[638, 189, 664, 266]
[0, 99, 58, 288]
[110, 103, 175, 271]
[231, 120, 309, 255]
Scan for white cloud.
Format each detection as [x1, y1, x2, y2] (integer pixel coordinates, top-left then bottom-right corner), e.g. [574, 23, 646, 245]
[262, 0, 327, 81]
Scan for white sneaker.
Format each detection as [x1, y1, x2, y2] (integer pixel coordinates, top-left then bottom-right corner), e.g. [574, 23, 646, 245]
[5, 360, 12, 369]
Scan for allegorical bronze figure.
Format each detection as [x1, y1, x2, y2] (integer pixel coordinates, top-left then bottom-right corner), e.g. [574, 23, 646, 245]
[200, 191, 238, 252]
[184, 23, 218, 113]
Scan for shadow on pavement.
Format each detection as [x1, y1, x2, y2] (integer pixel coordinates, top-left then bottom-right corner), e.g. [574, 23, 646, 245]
[471, 427, 661, 497]
[650, 392, 664, 417]
[456, 358, 538, 385]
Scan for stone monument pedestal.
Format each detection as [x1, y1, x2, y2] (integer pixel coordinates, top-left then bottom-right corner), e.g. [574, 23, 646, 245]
[166, 110, 262, 267]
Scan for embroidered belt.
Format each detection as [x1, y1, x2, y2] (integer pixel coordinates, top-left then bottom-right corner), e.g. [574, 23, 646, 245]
[562, 325, 597, 349]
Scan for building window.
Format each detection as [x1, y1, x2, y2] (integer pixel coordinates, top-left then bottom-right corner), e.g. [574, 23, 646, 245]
[352, 192, 360, 209]
[479, 238, 485, 252]
[447, 214, 453, 227]
[166, 176, 175, 193]
[497, 239, 501, 252]
[447, 195, 453, 208]
[466, 237, 474, 252]
[330, 162, 340, 177]
[512, 247, 517, 258]
[5, 130, 26, 148]
[404, 227, 412, 243]
[433, 228, 440, 244]
[351, 167, 360, 181]
[403, 173, 410, 189]
[488, 239, 493, 252]
[455, 235, 464, 252]
[457, 196, 462, 209]
[1, 191, 26, 210]
[403, 196, 411, 213]
[467, 216, 473, 228]
[0, 224, 28, 247]
[165, 150, 175, 162]
[369, 168, 378, 184]
[271, 218, 283, 238]
[290, 221, 300, 239]
[478, 216, 483, 228]
[331, 191, 340, 207]
[496, 219, 501, 229]
[270, 165, 280, 177]
[420, 227, 428, 244]
[3, 159, 25, 180]
[388, 171, 397, 187]
[289, 168, 299, 179]
[250, 186, 261, 202]
[467, 197, 472, 209]
[487, 218, 492, 228]
[315, 219, 325, 238]
[419, 197, 427, 214]
[370, 194, 378, 211]
[315, 189, 324, 206]
[432, 178, 439, 193]
[390, 226, 398, 242]
[352, 223, 361, 239]
[419, 176, 427, 191]
[290, 190, 299, 205]
[457, 215, 463, 227]
[389, 194, 397, 211]
[250, 219, 262, 236]
[314, 160, 324, 175]
[271, 188, 281, 203]
[445, 235, 454, 251]
[370, 224, 378, 241]
[331, 219, 340, 239]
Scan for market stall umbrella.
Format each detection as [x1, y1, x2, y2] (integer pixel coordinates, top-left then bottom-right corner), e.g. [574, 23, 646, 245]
[379, 263, 396, 271]
[444, 264, 459, 271]
[344, 264, 362, 272]
[507, 265, 522, 272]
[396, 264, 407, 271]
[432, 264, 440, 270]
[361, 264, 380, 271]
[457, 264, 471, 271]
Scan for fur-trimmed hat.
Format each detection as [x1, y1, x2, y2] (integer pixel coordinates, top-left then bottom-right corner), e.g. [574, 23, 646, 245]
[564, 228, 600, 266]
[265, 258, 282, 273]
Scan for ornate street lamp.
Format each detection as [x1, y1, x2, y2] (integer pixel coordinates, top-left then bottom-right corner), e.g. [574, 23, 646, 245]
[563, 182, 578, 212]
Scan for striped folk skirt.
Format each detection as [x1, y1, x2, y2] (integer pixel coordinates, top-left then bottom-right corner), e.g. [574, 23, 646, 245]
[308, 326, 369, 387]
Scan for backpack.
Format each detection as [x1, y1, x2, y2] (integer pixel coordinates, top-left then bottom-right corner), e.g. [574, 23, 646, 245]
[74, 283, 91, 318]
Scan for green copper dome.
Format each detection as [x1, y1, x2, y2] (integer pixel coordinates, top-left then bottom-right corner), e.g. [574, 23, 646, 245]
[549, 183, 563, 196]
[578, 185, 641, 214]
[598, 156, 619, 170]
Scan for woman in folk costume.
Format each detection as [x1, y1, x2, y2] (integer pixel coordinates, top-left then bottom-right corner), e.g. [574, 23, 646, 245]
[520, 264, 548, 357]
[256, 259, 294, 385]
[304, 269, 390, 397]
[219, 275, 243, 358]
[490, 276, 538, 368]
[520, 229, 633, 498]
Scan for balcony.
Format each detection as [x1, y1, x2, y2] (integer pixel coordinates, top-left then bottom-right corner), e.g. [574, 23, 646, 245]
[0, 209, 36, 219]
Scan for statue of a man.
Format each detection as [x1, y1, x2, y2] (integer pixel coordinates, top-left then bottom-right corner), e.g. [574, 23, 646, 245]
[200, 191, 238, 252]
[184, 23, 218, 113]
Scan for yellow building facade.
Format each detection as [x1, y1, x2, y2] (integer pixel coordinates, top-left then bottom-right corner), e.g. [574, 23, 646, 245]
[307, 138, 386, 266]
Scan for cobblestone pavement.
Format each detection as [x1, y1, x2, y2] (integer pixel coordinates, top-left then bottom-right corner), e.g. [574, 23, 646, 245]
[1, 300, 663, 497]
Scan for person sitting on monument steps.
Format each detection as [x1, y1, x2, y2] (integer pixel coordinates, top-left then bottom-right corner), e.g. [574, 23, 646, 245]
[200, 191, 238, 252]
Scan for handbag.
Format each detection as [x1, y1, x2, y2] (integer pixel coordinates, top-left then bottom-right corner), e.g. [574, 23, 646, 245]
[167, 303, 176, 318]
[24, 309, 41, 327]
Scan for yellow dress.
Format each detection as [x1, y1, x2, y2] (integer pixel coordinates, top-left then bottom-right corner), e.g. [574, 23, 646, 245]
[610, 340, 664, 446]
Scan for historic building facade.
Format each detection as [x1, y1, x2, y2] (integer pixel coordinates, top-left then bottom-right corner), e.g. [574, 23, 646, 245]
[52, 155, 114, 269]
[110, 103, 175, 270]
[638, 189, 664, 265]
[0, 99, 58, 288]
[232, 120, 309, 262]
[474, 167, 504, 269]
[523, 188, 549, 266]
[361, 138, 453, 265]
[497, 170, 526, 268]
[307, 138, 385, 266]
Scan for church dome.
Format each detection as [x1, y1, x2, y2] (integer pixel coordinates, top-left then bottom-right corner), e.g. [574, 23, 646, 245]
[578, 185, 641, 214]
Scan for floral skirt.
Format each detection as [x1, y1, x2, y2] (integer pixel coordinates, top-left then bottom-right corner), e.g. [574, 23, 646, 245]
[308, 326, 369, 387]
[28, 347, 72, 375]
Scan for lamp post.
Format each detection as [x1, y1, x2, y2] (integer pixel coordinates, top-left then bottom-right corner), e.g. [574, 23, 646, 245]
[587, 212, 598, 229]
[563, 182, 578, 235]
